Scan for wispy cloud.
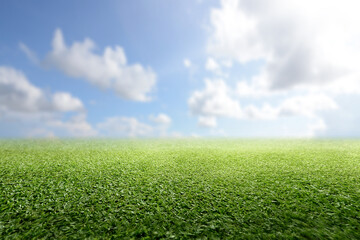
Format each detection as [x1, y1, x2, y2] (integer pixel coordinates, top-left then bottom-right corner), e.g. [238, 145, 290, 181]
[0, 66, 96, 137]
[19, 42, 39, 64]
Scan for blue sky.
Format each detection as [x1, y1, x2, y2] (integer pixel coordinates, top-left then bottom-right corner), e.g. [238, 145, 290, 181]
[1, 0, 360, 138]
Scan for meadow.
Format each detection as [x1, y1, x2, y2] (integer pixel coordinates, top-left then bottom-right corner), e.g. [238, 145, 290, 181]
[1, 139, 360, 239]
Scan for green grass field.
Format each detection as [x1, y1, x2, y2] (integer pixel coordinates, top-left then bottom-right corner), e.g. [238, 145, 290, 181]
[1, 139, 360, 239]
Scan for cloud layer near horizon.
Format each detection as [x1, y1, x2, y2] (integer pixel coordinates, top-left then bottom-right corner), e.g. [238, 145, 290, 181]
[0, 66, 172, 138]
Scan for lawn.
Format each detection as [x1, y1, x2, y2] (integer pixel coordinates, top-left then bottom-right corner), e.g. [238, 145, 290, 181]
[1, 139, 360, 239]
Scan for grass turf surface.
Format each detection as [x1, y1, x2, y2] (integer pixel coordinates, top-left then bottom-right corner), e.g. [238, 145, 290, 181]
[1, 139, 360, 239]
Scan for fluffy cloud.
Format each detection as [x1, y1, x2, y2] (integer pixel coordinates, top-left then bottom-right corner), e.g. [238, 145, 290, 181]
[97, 117, 153, 137]
[307, 118, 327, 137]
[189, 79, 337, 128]
[51, 92, 84, 112]
[45, 29, 156, 101]
[149, 113, 172, 125]
[208, 0, 263, 63]
[149, 113, 172, 136]
[277, 94, 338, 118]
[198, 116, 217, 128]
[207, 0, 360, 91]
[184, 58, 192, 68]
[205, 58, 220, 73]
[243, 94, 338, 120]
[205, 58, 230, 77]
[188, 79, 242, 118]
[98, 113, 173, 138]
[0, 66, 96, 137]
[47, 113, 97, 137]
[0, 66, 83, 113]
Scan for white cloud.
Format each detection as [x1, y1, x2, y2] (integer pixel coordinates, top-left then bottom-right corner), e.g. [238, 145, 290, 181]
[184, 58, 192, 68]
[184, 58, 199, 80]
[47, 113, 97, 137]
[207, 0, 360, 92]
[205, 57, 220, 72]
[188, 79, 241, 128]
[208, 0, 263, 63]
[243, 104, 278, 120]
[278, 94, 338, 118]
[198, 116, 217, 128]
[307, 118, 327, 137]
[0, 66, 83, 113]
[97, 113, 174, 138]
[52, 92, 84, 112]
[0, 109, 97, 138]
[149, 113, 172, 136]
[149, 113, 172, 125]
[45, 29, 156, 101]
[170, 131, 183, 138]
[188, 79, 242, 118]
[0, 66, 44, 112]
[97, 117, 153, 137]
[26, 128, 56, 138]
[221, 60, 233, 68]
[236, 78, 274, 98]
[189, 79, 337, 132]
[0, 66, 96, 138]
[19, 43, 39, 64]
[205, 57, 229, 77]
